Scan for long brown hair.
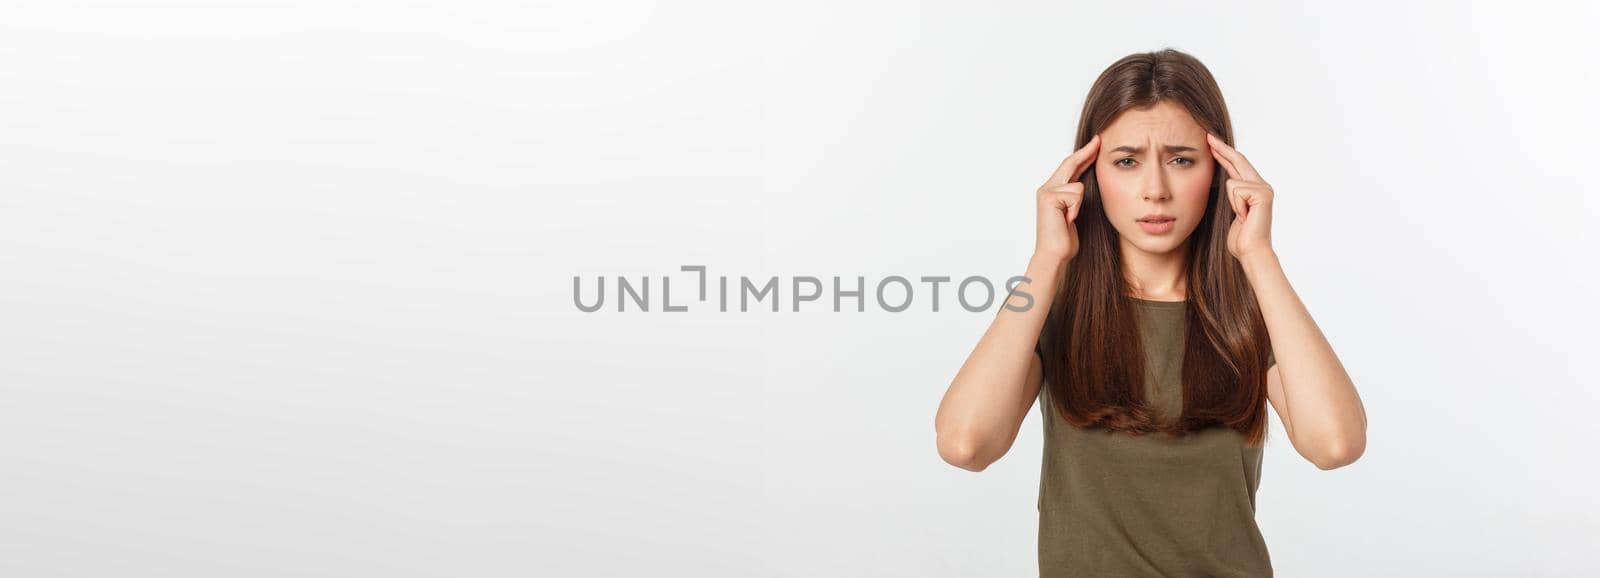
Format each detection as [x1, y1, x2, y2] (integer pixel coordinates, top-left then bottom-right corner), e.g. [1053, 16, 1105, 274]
[1037, 48, 1274, 446]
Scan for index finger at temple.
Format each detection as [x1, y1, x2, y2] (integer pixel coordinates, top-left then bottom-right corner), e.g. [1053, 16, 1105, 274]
[1050, 134, 1100, 184]
[1208, 133, 1262, 182]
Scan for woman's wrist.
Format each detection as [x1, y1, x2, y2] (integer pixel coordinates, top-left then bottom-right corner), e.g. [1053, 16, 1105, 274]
[1238, 249, 1281, 280]
[1021, 252, 1069, 310]
[1029, 251, 1070, 276]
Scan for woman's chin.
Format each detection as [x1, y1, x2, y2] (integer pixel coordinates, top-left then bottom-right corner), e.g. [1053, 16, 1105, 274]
[1121, 236, 1187, 257]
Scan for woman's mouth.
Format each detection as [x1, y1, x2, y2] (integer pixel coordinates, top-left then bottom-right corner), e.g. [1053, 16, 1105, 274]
[1137, 217, 1175, 234]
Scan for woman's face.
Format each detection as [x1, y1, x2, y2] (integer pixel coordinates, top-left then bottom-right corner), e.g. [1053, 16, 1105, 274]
[1093, 101, 1215, 257]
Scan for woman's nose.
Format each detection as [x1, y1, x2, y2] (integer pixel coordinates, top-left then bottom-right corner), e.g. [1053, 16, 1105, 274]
[1142, 171, 1172, 201]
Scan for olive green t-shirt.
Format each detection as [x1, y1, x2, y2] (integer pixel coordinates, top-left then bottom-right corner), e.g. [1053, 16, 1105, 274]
[1034, 297, 1276, 577]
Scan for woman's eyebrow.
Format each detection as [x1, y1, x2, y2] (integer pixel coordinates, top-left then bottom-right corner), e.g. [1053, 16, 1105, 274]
[1109, 144, 1201, 154]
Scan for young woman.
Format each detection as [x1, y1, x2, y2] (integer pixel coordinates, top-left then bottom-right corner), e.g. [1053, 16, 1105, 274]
[933, 48, 1368, 577]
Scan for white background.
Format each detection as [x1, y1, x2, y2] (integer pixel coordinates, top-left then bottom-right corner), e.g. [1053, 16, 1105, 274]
[3, 1, 1598, 576]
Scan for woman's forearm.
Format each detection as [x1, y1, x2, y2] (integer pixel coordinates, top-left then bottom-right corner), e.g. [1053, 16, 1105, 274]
[1243, 251, 1367, 468]
[935, 253, 1065, 471]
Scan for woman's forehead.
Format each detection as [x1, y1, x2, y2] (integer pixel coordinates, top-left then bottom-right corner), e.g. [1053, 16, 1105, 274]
[1102, 102, 1207, 145]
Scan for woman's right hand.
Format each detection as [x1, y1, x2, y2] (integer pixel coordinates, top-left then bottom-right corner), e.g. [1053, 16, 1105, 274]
[1034, 134, 1100, 264]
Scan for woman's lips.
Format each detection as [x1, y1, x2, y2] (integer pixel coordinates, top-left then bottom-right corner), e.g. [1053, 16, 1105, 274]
[1138, 218, 1175, 234]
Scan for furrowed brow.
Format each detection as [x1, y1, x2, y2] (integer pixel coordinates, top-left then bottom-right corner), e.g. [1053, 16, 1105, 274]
[1109, 144, 1200, 155]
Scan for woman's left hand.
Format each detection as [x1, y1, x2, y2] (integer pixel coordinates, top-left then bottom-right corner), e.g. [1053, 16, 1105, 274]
[1207, 133, 1275, 261]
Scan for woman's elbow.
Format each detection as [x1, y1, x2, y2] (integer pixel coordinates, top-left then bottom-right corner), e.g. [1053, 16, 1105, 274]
[1311, 434, 1366, 470]
[937, 432, 991, 472]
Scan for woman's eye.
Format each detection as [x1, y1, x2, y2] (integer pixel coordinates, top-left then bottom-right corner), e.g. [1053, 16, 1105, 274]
[1171, 157, 1193, 166]
[1115, 158, 1137, 167]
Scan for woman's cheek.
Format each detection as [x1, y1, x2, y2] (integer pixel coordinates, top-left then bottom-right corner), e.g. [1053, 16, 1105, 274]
[1177, 170, 1213, 201]
[1097, 173, 1133, 211]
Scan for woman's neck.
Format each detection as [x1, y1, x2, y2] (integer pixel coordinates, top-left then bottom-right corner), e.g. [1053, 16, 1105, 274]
[1120, 241, 1188, 301]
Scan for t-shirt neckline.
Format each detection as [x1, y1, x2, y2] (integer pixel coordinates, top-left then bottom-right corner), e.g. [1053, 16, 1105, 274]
[1129, 296, 1187, 309]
